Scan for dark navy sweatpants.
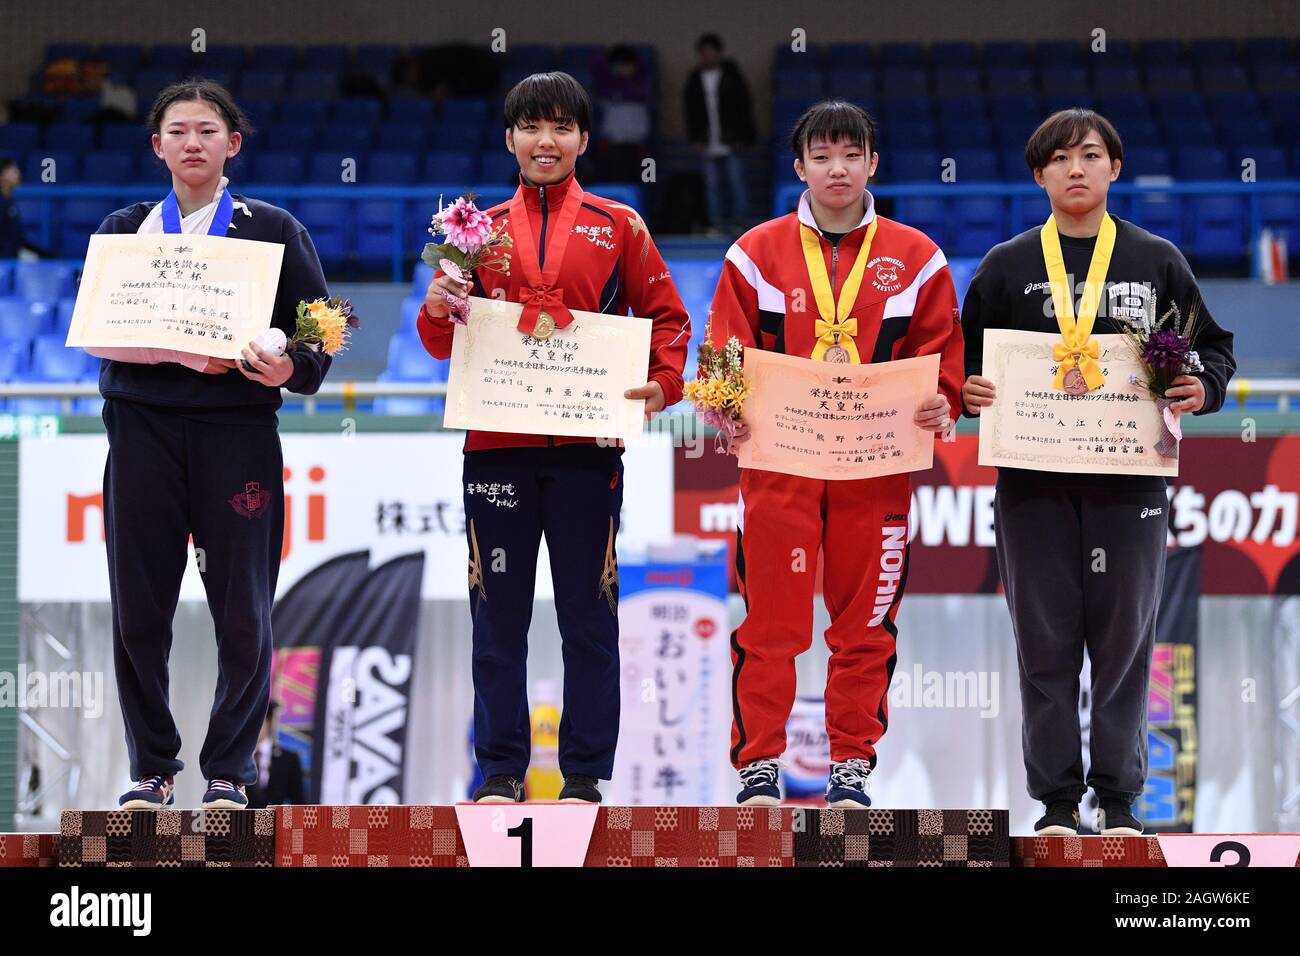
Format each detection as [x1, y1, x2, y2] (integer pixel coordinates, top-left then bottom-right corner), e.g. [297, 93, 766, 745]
[465, 443, 624, 781]
[103, 398, 283, 786]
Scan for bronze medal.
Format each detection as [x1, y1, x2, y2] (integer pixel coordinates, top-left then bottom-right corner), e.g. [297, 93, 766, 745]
[1063, 365, 1089, 395]
[823, 345, 850, 363]
[533, 310, 556, 340]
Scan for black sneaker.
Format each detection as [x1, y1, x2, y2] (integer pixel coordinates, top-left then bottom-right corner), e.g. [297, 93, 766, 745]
[473, 774, 524, 803]
[118, 774, 176, 810]
[1034, 800, 1081, 836]
[558, 774, 602, 803]
[736, 759, 781, 806]
[1097, 798, 1144, 835]
[202, 778, 248, 809]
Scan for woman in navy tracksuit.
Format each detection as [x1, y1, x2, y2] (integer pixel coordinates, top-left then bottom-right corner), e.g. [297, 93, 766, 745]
[86, 79, 332, 811]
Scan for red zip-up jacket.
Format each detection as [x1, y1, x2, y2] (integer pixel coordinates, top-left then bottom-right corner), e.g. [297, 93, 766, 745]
[417, 171, 691, 452]
[709, 189, 964, 420]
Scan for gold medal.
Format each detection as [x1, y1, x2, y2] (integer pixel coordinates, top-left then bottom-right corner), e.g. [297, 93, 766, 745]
[823, 345, 850, 363]
[533, 310, 556, 340]
[1041, 213, 1115, 393]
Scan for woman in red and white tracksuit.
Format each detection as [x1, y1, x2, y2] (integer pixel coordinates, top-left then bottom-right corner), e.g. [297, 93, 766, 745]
[708, 101, 964, 807]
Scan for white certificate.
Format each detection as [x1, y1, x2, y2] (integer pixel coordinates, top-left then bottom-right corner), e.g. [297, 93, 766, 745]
[66, 232, 285, 359]
[443, 296, 652, 442]
[737, 348, 939, 481]
[978, 329, 1177, 477]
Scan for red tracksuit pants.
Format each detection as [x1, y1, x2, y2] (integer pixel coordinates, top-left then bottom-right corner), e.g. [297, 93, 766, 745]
[730, 467, 911, 769]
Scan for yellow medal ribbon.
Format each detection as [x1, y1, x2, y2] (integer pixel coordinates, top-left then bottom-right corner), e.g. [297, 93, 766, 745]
[1041, 212, 1115, 391]
[800, 218, 877, 363]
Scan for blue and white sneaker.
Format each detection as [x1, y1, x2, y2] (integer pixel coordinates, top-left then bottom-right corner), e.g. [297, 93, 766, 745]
[118, 774, 176, 810]
[736, 759, 781, 806]
[202, 778, 248, 809]
[826, 758, 872, 808]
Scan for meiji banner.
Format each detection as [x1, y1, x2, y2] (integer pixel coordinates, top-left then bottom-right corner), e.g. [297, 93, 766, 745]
[18, 431, 673, 602]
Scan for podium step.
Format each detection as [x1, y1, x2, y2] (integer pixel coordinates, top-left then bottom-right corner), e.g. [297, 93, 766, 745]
[794, 809, 1010, 866]
[583, 806, 791, 867]
[0, 833, 58, 868]
[1013, 836, 1167, 867]
[57, 810, 276, 867]
[276, 805, 468, 867]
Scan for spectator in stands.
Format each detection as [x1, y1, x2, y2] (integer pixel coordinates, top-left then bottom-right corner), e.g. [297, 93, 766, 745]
[91, 79, 335, 814]
[0, 157, 50, 258]
[594, 44, 653, 181]
[684, 33, 756, 234]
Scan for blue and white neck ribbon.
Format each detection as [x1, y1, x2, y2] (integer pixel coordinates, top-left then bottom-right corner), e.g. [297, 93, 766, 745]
[160, 186, 235, 235]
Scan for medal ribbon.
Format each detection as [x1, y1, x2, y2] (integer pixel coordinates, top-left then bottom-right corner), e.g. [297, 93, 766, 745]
[161, 185, 235, 235]
[800, 218, 876, 363]
[507, 175, 585, 337]
[1041, 212, 1115, 391]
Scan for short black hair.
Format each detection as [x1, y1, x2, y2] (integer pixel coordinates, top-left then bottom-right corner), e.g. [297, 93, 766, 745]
[503, 71, 592, 134]
[1025, 108, 1124, 173]
[791, 99, 878, 158]
[696, 34, 723, 53]
[148, 77, 254, 138]
[0, 156, 17, 175]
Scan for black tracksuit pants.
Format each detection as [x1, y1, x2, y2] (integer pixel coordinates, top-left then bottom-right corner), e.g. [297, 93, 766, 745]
[103, 398, 282, 786]
[993, 477, 1168, 805]
[464, 443, 624, 782]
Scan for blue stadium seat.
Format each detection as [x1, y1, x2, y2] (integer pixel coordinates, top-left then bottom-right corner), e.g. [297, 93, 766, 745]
[370, 152, 418, 183]
[1259, 194, 1300, 250]
[202, 47, 247, 71]
[1254, 62, 1300, 95]
[934, 67, 981, 97]
[239, 69, 287, 99]
[13, 262, 76, 301]
[238, 98, 279, 128]
[309, 151, 367, 183]
[1139, 40, 1186, 63]
[888, 149, 943, 183]
[773, 68, 825, 99]
[826, 44, 873, 69]
[1038, 66, 1088, 97]
[423, 151, 477, 182]
[667, 261, 723, 333]
[1036, 40, 1083, 64]
[1144, 64, 1196, 96]
[1096, 94, 1151, 122]
[1124, 148, 1173, 178]
[377, 123, 427, 152]
[951, 198, 1007, 257]
[385, 332, 447, 380]
[82, 151, 136, 182]
[302, 46, 351, 70]
[1174, 147, 1229, 179]
[879, 43, 925, 68]
[887, 119, 939, 149]
[411, 262, 435, 297]
[97, 44, 146, 77]
[1186, 196, 1246, 260]
[480, 153, 522, 185]
[949, 149, 999, 181]
[398, 295, 424, 335]
[0, 298, 47, 340]
[894, 197, 948, 247]
[940, 122, 991, 153]
[880, 68, 929, 97]
[986, 67, 1034, 97]
[827, 68, 875, 100]
[1233, 145, 1288, 179]
[248, 45, 300, 69]
[25, 150, 80, 182]
[1244, 39, 1292, 62]
[999, 147, 1028, 179]
[31, 334, 93, 380]
[1199, 64, 1251, 95]
[1221, 116, 1275, 146]
[60, 201, 120, 258]
[0, 262, 11, 295]
[1206, 91, 1261, 122]
[43, 123, 95, 151]
[134, 67, 181, 101]
[1092, 64, 1142, 97]
[936, 96, 987, 123]
[263, 123, 320, 152]
[388, 96, 436, 126]
[356, 201, 402, 264]
[295, 201, 350, 265]
[1152, 92, 1207, 119]
[1120, 118, 1162, 146]
[53, 297, 76, 334]
[0, 339, 30, 381]
[0, 122, 41, 152]
[252, 151, 306, 182]
[1188, 39, 1238, 63]
[442, 98, 489, 126]
[289, 70, 339, 100]
[1132, 194, 1185, 245]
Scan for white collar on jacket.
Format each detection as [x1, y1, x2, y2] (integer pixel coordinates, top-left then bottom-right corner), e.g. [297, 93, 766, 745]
[797, 187, 876, 233]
